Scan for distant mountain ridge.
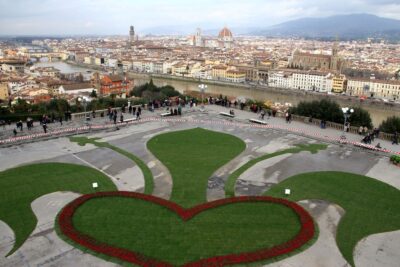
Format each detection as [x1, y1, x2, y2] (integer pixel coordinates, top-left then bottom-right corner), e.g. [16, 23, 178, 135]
[252, 14, 400, 40]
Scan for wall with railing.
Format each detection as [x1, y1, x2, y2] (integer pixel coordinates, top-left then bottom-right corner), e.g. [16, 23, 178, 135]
[71, 105, 144, 120]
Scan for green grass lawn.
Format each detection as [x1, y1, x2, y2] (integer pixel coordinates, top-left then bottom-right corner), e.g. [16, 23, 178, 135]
[72, 196, 302, 266]
[265, 172, 400, 267]
[70, 136, 154, 194]
[147, 128, 246, 208]
[0, 163, 117, 255]
[225, 144, 328, 198]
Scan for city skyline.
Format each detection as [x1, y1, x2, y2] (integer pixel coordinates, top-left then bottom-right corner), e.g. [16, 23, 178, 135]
[0, 0, 400, 35]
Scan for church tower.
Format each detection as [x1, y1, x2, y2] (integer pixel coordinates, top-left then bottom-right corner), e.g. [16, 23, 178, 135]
[330, 40, 340, 71]
[129, 26, 135, 43]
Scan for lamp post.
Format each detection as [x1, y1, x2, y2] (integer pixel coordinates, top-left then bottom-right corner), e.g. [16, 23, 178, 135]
[78, 97, 88, 123]
[199, 84, 207, 111]
[341, 107, 354, 139]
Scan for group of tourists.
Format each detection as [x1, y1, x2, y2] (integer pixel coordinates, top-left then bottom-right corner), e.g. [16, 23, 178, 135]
[108, 106, 143, 125]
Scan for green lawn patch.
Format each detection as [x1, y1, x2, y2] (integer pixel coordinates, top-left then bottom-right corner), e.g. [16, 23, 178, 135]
[71, 196, 302, 266]
[225, 144, 328, 197]
[265, 172, 400, 267]
[0, 163, 117, 255]
[147, 128, 246, 208]
[70, 136, 154, 195]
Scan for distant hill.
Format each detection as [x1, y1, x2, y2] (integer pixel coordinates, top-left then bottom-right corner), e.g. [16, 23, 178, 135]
[252, 14, 400, 40]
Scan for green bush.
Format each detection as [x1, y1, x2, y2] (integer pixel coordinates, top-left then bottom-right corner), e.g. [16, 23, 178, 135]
[289, 99, 373, 128]
[390, 155, 400, 164]
[0, 114, 44, 123]
[380, 116, 400, 134]
[130, 79, 181, 101]
[349, 107, 373, 128]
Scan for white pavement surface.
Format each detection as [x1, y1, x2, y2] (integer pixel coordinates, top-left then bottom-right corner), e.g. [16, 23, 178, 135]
[0, 110, 399, 267]
[266, 200, 349, 267]
[238, 154, 293, 186]
[208, 105, 400, 154]
[0, 192, 118, 267]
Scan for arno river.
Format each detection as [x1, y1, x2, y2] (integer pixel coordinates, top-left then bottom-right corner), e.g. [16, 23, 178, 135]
[35, 62, 399, 127]
[132, 74, 399, 127]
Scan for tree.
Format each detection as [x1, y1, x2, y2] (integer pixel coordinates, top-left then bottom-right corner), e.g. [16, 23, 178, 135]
[289, 99, 372, 128]
[379, 116, 400, 134]
[349, 107, 373, 128]
[12, 99, 30, 114]
[289, 99, 343, 123]
[90, 90, 97, 98]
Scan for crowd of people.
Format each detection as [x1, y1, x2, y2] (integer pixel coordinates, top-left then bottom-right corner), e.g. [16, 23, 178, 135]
[2, 96, 400, 150]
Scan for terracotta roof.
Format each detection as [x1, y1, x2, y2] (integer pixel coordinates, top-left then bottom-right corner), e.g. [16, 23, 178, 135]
[218, 27, 233, 38]
[109, 75, 124, 82]
[62, 83, 93, 91]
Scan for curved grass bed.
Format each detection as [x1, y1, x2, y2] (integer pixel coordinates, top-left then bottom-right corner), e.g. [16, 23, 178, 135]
[60, 192, 312, 267]
[70, 136, 154, 195]
[265, 172, 400, 267]
[147, 128, 246, 208]
[0, 163, 117, 255]
[225, 144, 328, 198]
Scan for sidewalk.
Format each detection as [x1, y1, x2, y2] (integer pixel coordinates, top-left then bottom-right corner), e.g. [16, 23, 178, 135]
[206, 105, 400, 154]
[1, 106, 399, 155]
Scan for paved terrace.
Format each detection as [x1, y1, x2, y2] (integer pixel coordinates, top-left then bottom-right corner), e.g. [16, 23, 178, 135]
[0, 105, 399, 155]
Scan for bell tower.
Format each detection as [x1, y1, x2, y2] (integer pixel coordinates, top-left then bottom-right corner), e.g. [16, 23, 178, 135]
[129, 26, 135, 43]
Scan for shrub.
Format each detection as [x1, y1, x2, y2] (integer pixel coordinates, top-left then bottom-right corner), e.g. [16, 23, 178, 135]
[390, 155, 400, 165]
[289, 99, 373, 128]
[380, 116, 400, 134]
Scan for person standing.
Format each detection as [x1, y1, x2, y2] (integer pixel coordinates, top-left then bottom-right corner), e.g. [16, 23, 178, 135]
[260, 109, 265, 120]
[393, 132, 399, 145]
[43, 123, 47, 133]
[358, 126, 363, 135]
[363, 126, 368, 136]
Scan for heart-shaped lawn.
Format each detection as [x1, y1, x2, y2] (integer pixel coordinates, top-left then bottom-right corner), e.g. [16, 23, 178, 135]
[58, 192, 314, 267]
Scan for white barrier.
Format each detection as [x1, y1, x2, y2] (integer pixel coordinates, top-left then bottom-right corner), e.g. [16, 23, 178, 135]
[0, 117, 399, 156]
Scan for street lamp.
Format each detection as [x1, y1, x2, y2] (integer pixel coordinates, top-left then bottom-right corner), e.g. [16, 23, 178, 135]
[199, 84, 207, 111]
[341, 107, 354, 139]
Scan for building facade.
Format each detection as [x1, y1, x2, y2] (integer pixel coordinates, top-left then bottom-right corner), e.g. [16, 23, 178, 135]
[218, 27, 234, 49]
[347, 78, 400, 100]
[226, 70, 246, 83]
[289, 43, 344, 72]
[100, 75, 131, 96]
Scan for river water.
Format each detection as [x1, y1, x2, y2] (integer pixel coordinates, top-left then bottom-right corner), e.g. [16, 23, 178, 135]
[33, 62, 399, 126]
[133, 75, 399, 127]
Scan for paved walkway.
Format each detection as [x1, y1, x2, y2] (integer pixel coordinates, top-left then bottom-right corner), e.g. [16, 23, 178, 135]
[206, 105, 400, 154]
[1, 105, 399, 155]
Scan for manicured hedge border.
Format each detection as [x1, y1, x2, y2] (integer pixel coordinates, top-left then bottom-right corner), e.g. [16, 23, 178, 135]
[58, 192, 315, 267]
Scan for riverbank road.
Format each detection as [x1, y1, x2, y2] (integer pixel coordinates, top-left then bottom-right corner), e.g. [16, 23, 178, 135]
[206, 105, 400, 155]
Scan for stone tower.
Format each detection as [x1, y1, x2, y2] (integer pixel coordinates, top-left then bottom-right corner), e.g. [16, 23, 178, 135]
[330, 41, 339, 71]
[129, 26, 135, 43]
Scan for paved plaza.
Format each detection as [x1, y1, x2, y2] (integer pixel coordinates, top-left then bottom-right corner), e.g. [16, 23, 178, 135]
[0, 106, 399, 267]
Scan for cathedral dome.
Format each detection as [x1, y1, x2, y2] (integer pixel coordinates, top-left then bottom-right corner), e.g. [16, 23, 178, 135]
[218, 27, 233, 38]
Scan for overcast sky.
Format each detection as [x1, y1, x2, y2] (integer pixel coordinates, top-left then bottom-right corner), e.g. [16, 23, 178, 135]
[0, 0, 399, 35]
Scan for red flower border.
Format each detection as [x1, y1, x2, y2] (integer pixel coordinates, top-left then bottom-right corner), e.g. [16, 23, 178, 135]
[58, 192, 315, 267]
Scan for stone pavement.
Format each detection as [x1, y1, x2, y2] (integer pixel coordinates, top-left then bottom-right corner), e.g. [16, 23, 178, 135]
[205, 105, 400, 154]
[1, 105, 399, 155]
[0, 105, 399, 267]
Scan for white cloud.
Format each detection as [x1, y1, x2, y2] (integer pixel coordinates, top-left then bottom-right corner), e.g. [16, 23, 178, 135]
[0, 0, 399, 35]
